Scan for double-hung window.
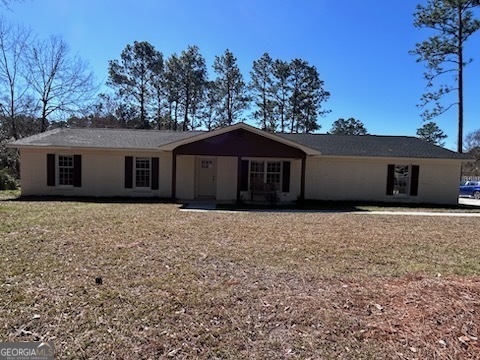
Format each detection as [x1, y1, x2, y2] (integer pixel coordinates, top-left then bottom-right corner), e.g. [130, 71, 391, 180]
[393, 165, 409, 195]
[386, 164, 420, 197]
[135, 157, 151, 188]
[124, 156, 159, 190]
[58, 155, 74, 186]
[47, 154, 81, 187]
[250, 160, 282, 191]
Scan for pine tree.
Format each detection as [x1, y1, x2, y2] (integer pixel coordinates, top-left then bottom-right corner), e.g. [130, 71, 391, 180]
[107, 41, 163, 129]
[330, 118, 368, 135]
[212, 49, 249, 126]
[249, 53, 276, 131]
[411, 0, 480, 153]
[416, 121, 447, 146]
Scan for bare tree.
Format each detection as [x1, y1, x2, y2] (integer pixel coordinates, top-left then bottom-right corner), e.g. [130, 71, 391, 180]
[0, 0, 23, 9]
[0, 18, 32, 139]
[25, 35, 96, 132]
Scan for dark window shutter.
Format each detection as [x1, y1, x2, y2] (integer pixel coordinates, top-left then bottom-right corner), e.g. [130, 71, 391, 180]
[151, 157, 159, 190]
[125, 156, 133, 189]
[240, 160, 249, 191]
[410, 165, 419, 196]
[282, 161, 291, 192]
[386, 164, 395, 195]
[73, 155, 82, 187]
[47, 154, 55, 186]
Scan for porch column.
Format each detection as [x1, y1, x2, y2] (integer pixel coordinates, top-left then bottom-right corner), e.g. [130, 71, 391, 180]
[171, 150, 177, 200]
[300, 155, 306, 201]
[236, 156, 241, 201]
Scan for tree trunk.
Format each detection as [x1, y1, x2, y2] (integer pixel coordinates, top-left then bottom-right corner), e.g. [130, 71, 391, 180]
[174, 101, 178, 131]
[183, 90, 190, 131]
[457, 3, 464, 153]
[41, 100, 48, 132]
[9, 88, 18, 140]
[140, 90, 146, 129]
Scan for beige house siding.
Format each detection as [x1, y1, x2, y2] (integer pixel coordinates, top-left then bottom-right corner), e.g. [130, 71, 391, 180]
[305, 156, 461, 205]
[19, 148, 462, 204]
[175, 155, 195, 200]
[20, 148, 172, 197]
[215, 157, 237, 201]
[417, 162, 461, 204]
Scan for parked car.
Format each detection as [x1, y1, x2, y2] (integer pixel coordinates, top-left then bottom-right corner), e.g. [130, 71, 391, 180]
[459, 180, 480, 199]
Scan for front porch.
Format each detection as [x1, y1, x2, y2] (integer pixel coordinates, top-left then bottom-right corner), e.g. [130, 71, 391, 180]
[173, 155, 305, 203]
[170, 127, 308, 202]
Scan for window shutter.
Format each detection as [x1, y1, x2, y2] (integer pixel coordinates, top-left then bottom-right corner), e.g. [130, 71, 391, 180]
[410, 165, 419, 196]
[73, 155, 82, 187]
[151, 157, 159, 190]
[282, 161, 291, 192]
[240, 160, 249, 191]
[125, 156, 133, 189]
[386, 164, 394, 195]
[47, 154, 55, 186]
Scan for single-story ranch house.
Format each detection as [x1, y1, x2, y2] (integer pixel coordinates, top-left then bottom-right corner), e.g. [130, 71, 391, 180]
[8, 123, 470, 205]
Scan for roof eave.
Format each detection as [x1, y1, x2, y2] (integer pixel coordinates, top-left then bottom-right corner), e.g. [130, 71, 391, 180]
[8, 144, 168, 152]
[309, 153, 473, 162]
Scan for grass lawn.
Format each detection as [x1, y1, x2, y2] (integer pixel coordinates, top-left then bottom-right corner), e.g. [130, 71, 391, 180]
[1, 194, 479, 359]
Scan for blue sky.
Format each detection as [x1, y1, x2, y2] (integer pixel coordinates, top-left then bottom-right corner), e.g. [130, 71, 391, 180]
[5, 0, 480, 150]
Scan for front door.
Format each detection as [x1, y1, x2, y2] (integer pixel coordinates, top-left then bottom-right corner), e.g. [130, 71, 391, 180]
[197, 158, 216, 198]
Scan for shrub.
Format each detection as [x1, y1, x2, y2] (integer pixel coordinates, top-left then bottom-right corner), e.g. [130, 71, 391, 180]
[0, 168, 17, 190]
[265, 191, 280, 206]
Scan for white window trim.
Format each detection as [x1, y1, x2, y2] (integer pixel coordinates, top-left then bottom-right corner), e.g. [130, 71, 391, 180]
[57, 154, 74, 188]
[248, 159, 283, 192]
[392, 164, 411, 197]
[134, 157, 151, 190]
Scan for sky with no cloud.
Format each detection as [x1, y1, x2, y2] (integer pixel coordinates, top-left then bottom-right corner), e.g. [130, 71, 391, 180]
[5, 0, 480, 150]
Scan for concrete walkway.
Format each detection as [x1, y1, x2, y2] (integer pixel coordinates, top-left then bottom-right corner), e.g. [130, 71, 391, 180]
[179, 202, 217, 211]
[354, 210, 480, 217]
[459, 198, 480, 207]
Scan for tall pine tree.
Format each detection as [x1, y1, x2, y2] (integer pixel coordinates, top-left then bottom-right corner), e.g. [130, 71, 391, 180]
[271, 60, 291, 133]
[212, 49, 249, 126]
[289, 59, 329, 133]
[177, 45, 207, 131]
[107, 41, 163, 129]
[249, 53, 276, 131]
[411, 0, 480, 153]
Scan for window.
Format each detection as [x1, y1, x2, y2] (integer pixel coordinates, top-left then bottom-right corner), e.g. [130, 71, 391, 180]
[249, 160, 282, 191]
[386, 164, 419, 197]
[125, 157, 158, 190]
[393, 165, 409, 195]
[135, 158, 151, 188]
[48, 154, 81, 187]
[58, 155, 74, 186]
[266, 161, 281, 190]
[250, 160, 265, 190]
[201, 160, 213, 169]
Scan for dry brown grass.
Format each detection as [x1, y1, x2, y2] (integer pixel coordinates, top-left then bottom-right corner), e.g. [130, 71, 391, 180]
[1, 197, 479, 359]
